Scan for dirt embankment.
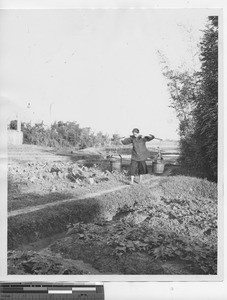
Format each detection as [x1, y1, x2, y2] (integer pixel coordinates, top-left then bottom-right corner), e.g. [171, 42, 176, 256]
[8, 146, 132, 211]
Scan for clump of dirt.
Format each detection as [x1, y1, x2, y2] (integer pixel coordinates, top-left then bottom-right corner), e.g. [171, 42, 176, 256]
[8, 160, 110, 190]
[8, 160, 129, 211]
[8, 249, 100, 275]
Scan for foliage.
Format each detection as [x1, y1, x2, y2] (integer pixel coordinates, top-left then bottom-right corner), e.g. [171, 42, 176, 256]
[20, 120, 110, 149]
[159, 17, 218, 181]
[8, 175, 217, 274]
[111, 133, 123, 145]
[193, 16, 218, 179]
[8, 250, 86, 274]
[9, 120, 18, 130]
[65, 193, 217, 273]
[63, 176, 217, 274]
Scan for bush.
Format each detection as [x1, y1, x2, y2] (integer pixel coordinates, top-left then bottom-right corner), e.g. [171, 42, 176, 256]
[20, 121, 111, 149]
[160, 17, 218, 181]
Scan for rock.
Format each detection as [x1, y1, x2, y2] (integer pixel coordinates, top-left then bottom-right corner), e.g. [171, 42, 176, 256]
[76, 179, 81, 185]
[50, 186, 57, 192]
[105, 170, 112, 176]
[29, 176, 37, 183]
[58, 172, 63, 179]
[88, 178, 95, 185]
[77, 169, 84, 176]
[132, 212, 149, 224]
[52, 172, 57, 178]
[100, 177, 109, 182]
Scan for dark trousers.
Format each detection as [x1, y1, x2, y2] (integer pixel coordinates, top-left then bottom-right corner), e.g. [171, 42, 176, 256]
[130, 160, 148, 176]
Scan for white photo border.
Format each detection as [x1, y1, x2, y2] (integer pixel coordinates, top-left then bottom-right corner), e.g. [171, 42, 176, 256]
[0, 0, 226, 299]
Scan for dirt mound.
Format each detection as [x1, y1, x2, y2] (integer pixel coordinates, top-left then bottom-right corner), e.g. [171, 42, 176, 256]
[9, 160, 111, 193]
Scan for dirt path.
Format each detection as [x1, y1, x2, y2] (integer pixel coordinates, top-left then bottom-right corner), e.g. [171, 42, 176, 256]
[8, 176, 162, 217]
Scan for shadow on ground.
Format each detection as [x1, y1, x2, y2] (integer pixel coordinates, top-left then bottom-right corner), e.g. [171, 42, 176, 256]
[8, 191, 76, 212]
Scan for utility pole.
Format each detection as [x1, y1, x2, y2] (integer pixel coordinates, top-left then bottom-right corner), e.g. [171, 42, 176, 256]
[16, 113, 21, 132]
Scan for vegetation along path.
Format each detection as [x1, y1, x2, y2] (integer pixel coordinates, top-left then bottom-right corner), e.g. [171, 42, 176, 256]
[8, 177, 160, 217]
[8, 176, 161, 217]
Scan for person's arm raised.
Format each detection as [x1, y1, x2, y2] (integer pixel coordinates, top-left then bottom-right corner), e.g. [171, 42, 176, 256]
[121, 136, 133, 145]
[144, 134, 155, 141]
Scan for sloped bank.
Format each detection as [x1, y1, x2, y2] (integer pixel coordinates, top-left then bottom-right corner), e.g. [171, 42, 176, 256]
[8, 183, 157, 250]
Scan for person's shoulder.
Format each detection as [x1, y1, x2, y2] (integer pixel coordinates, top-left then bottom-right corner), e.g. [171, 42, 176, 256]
[144, 134, 154, 140]
[121, 136, 133, 144]
[138, 135, 145, 140]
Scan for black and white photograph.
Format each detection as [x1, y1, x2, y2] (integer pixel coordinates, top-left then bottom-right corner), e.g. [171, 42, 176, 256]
[0, 7, 222, 279]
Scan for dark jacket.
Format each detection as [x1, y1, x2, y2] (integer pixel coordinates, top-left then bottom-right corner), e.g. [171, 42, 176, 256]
[121, 135, 154, 161]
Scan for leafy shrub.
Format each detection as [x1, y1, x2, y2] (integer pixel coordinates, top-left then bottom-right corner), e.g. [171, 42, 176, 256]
[160, 17, 218, 181]
[20, 121, 111, 149]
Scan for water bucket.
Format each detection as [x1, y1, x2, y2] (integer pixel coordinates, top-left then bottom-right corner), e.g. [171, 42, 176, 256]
[110, 155, 122, 172]
[153, 160, 165, 174]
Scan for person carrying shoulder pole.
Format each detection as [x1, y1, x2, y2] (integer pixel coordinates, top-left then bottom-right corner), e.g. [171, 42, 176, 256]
[121, 128, 155, 184]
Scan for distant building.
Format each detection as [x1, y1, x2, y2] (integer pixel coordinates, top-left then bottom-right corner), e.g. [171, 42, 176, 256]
[8, 115, 23, 146]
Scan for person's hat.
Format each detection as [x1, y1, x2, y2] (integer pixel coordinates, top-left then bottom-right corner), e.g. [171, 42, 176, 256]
[132, 128, 139, 133]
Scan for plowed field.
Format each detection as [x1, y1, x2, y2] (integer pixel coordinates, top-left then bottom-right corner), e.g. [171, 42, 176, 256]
[7, 144, 217, 275]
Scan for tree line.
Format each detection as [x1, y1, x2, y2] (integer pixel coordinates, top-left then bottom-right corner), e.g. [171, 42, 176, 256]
[160, 16, 218, 181]
[9, 120, 123, 149]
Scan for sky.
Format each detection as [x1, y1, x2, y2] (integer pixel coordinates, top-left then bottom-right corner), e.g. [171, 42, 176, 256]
[0, 9, 212, 139]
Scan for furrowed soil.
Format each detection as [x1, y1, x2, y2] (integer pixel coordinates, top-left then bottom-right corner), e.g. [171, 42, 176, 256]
[7, 144, 217, 275]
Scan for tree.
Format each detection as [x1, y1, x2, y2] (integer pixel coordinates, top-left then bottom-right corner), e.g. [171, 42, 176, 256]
[94, 131, 109, 147]
[111, 133, 123, 146]
[159, 16, 218, 181]
[193, 16, 218, 179]
[10, 120, 17, 130]
[18, 119, 111, 149]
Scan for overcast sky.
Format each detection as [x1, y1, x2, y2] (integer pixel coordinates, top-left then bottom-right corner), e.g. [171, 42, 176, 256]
[0, 9, 212, 139]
